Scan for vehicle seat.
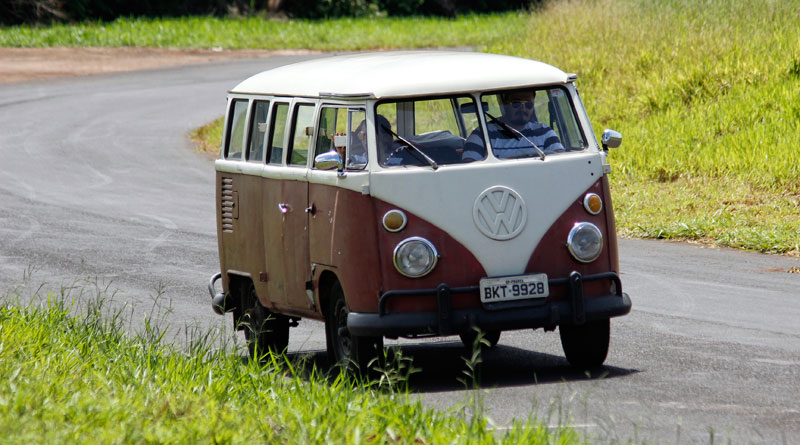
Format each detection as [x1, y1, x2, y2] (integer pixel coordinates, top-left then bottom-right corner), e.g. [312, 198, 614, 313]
[407, 130, 464, 164]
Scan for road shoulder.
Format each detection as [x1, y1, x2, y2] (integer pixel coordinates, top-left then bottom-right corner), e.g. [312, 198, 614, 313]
[0, 47, 318, 84]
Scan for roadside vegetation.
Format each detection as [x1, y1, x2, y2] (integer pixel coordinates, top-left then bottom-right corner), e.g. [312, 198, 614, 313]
[487, 0, 800, 255]
[0, 291, 578, 443]
[192, 0, 800, 255]
[0, 13, 526, 50]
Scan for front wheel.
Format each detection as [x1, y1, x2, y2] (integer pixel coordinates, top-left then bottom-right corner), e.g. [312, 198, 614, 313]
[559, 319, 610, 369]
[240, 282, 289, 360]
[325, 282, 383, 373]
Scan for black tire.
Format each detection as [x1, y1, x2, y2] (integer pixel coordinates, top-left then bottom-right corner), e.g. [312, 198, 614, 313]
[240, 282, 289, 360]
[460, 329, 501, 350]
[559, 319, 610, 369]
[325, 281, 383, 373]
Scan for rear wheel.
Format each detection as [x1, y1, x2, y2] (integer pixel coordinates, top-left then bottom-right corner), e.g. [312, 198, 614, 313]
[325, 281, 383, 373]
[559, 319, 610, 369]
[240, 282, 289, 360]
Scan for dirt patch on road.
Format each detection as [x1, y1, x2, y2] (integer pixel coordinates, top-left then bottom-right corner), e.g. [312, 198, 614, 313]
[0, 47, 319, 84]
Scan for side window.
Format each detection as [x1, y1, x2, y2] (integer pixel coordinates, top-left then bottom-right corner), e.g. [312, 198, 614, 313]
[315, 107, 367, 169]
[247, 100, 270, 162]
[315, 107, 345, 158]
[288, 104, 315, 166]
[225, 99, 248, 160]
[268, 102, 289, 165]
[347, 109, 367, 169]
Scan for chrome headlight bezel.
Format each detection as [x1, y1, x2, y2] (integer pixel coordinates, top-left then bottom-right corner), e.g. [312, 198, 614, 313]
[393, 237, 438, 278]
[566, 222, 603, 263]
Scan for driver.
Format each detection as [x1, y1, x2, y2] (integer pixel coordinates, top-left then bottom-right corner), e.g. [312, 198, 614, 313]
[463, 90, 564, 161]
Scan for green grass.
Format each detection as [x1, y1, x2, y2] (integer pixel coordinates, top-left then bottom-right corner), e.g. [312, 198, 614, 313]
[487, 0, 800, 255]
[491, 0, 800, 186]
[3, 1, 797, 254]
[181, 1, 800, 256]
[191, 116, 224, 155]
[0, 294, 579, 443]
[0, 13, 526, 50]
[613, 176, 799, 255]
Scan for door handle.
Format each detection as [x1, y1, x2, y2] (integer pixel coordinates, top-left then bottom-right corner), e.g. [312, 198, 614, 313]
[304, 204, 316, 215]
[278, 203, 290, 214]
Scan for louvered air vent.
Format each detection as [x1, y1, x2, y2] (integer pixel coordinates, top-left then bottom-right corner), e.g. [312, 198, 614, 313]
[221, 177, 234, 233]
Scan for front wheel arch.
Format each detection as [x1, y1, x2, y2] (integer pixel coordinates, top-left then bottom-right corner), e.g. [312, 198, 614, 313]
[317, 270, 339, 321]
[324, 279, 383, 373]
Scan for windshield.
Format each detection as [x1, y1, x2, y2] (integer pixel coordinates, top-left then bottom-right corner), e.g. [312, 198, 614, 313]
[375, 95, 484, 167]
[472, 87, 587, 160]
[374, 88, 587, 167]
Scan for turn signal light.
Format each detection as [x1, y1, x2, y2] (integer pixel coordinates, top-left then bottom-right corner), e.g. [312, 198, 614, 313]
[382, 209, 407, 232]
[584, 193, 603, 215]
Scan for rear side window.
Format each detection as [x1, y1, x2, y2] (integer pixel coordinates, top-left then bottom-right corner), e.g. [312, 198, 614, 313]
[268, 102, 289, 164]
[247, 100, 270, 162]
[225, 99, 248, 160]
[288, 104, 315, 166]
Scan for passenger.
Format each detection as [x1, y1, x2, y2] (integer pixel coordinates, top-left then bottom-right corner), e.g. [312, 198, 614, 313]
[329, 122, 368, 167]
[347, 120, 368, 166]
[463, 90, 564, 161]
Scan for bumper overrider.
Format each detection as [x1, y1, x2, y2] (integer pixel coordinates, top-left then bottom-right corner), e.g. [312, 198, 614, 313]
[347, 271, 632, 338]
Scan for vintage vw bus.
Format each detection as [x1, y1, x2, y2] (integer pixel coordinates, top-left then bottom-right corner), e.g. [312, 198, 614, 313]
[208, 51, 631, 370]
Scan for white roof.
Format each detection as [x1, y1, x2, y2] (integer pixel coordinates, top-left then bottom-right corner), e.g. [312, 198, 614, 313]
[230, 51, 571, 99]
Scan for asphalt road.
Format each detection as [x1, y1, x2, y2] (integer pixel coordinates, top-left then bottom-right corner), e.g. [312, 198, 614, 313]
[1, 55, 798, 443]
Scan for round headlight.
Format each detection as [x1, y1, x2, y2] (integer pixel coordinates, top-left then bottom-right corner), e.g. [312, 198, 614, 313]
[566, 222, 603, 263]
[393, 237, 438, 278]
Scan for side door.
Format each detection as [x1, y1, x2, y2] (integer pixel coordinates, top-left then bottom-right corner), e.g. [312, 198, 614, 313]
[308, 106, 368, 267]
[307, 106, 382, 313]
[262, 101, 290, 307]
[280, 101, 316, 311]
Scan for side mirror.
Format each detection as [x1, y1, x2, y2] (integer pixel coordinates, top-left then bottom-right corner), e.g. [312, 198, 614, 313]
[314, 150, 343, 171]
[601, 129, 622, 150]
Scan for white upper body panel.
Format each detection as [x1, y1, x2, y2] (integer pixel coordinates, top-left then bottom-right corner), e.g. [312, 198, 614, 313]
[230, 51, 571, 99]
[369, 152, 605, 277]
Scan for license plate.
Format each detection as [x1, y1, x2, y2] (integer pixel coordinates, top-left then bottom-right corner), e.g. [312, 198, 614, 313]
[479, 273, 549, 303]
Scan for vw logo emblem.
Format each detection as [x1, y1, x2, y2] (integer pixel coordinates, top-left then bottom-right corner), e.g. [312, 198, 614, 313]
[473, 186, 527, 240]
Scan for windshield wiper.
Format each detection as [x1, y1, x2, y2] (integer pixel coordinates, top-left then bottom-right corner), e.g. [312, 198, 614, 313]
[381, 125, 438, 170]
[485, 112, 546, 160]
